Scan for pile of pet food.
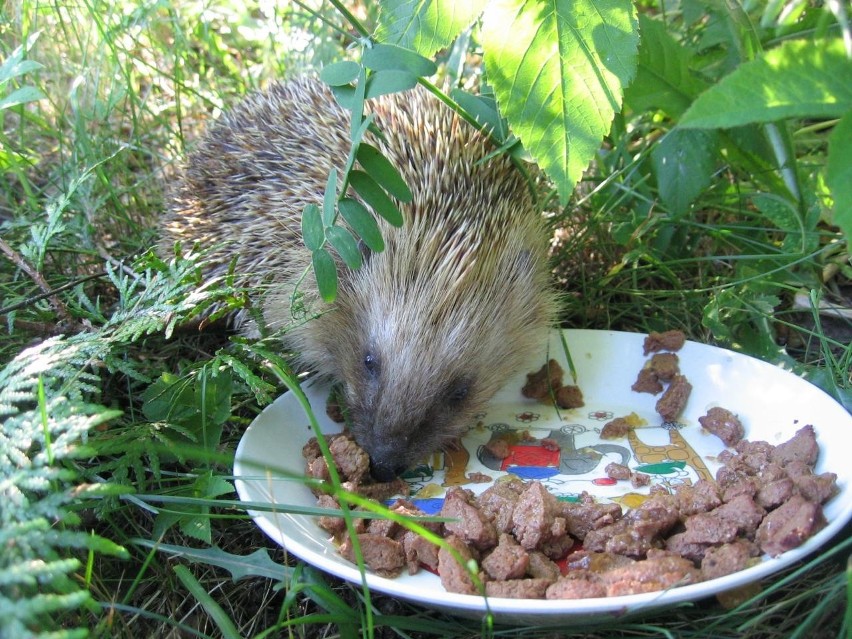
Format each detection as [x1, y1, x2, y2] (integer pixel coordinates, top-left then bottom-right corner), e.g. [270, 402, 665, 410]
[302, 330, 838, 599]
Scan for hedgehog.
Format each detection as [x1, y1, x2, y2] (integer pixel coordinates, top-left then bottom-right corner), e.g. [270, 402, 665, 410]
[160, 76, 557, 481]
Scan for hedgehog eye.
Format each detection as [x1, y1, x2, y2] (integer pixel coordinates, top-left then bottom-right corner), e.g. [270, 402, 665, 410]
[446, 379, 471, 404]
[364, 353, 380, 377]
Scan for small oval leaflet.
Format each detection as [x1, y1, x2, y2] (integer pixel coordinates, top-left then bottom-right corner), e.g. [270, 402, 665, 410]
[361, 43, 438, 78]
[357, 143, 413, 202]
[301, 204, 324, 252]
[365, 69, 418, 100]
[326, 225, 363, 270]
[349, 170, 404, 227]
[312, 248, 338, 303]
[338, 198, 385, 252]
[319, 60, 361, 86]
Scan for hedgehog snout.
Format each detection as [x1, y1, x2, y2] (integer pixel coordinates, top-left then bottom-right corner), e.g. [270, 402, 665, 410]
[368, 457, 406, 482]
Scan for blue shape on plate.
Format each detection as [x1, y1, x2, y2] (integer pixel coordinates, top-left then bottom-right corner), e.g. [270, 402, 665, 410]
[508, 466, 559, 480]
[409, 498, 444, 515]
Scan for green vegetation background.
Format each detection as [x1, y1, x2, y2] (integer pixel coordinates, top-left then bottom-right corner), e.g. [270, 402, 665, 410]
[0, 0, 849, 637]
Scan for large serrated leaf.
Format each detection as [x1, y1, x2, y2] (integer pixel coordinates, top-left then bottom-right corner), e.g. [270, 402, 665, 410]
[376, 0, 490, 57]
[624, 14, 706, 118]
[481, 0, 639, 205]
[681, 38, 852, 129]
[652, 128, 720, 216]
[825, 111, 852, 243]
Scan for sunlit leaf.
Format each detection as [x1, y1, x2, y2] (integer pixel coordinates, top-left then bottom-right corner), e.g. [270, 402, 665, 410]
[376, 0, 489, 57]
[681, 38, 852, 128]
[826, 111, 852, 242]
[481, 0, 639, 204]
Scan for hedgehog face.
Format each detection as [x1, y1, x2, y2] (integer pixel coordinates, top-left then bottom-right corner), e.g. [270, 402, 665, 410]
[340, 339, 483, 482]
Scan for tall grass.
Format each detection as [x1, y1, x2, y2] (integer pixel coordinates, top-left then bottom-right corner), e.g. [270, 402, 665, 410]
[0, 1, 849, 637]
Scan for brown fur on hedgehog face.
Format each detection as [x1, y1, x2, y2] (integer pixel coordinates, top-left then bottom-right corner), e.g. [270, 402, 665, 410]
[161, 77, 556, 480]
[292, 218, 553, 479]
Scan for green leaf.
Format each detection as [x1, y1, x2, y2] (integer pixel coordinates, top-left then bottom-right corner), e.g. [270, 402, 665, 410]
[349, 170, 405, 226]
[449, 88, 507, 140]
[481, 0, 639, 205]
[322, 170, 338, 227]
[361, 42, 438, 77]
[312, 248, 339, 302]
[134, 541, 292, 582]
[651, 128, 720, 215]
[623, 14, 705, 118]
[326, 225, 363, 269]
[680, 38, 852, 129]
[301, 203, 324, 251]
[365, 69, 418, 99]
[174, 564, 242, 639]
[320, 60, 361, 86]
[338, 198, 385, 252]
[826, 111, 852, 242]
[376, 0, 489, 57]
[0, 85, 45, 110]
[357, 143, 412, 201]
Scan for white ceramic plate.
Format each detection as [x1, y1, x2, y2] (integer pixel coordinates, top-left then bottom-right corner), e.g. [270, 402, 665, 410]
[234, 329, 852, 625]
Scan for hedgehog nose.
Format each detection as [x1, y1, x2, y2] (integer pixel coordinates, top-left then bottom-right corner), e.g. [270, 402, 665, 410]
[369, 458, 405, 482]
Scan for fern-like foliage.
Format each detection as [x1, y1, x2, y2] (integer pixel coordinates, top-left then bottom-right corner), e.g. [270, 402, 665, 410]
[0, 246, 225, 637]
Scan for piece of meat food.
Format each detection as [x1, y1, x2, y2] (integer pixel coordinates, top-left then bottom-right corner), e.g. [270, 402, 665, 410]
[643, 330, 686, 355]
[482, 533, 529, 581]
[600, 417, 632, 439]
[555, 384, 584, 408]
[605, 462, 632, 481]
[698, 406, 745, 447]
[522, 359, 564, 400]
[477, 478, 525, 534]
[701, 539, 760, 581]
[756, 494, 826, 557]
[771, 424, 819, 466]
[656, 374, 692, 421]
[440, 486, 498, 551]
[485, 578, 553, 599]
[546, 572, 608, 599]
[339, 533, 406, 578]
[632, 367, 664, 394]
[648, 352, 680, 382]
[602, 555, 699, 596]
[437, 535, 482, 595]
[511, 481, 568, 552]
[560, 500, 623, 541]
[674, 479, 722, 517]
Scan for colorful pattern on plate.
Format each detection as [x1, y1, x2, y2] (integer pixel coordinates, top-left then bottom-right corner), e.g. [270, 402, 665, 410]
[401, 401, 714, 515]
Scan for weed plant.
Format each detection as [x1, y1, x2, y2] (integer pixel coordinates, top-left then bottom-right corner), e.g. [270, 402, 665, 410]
[0, 1, 849, 638]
